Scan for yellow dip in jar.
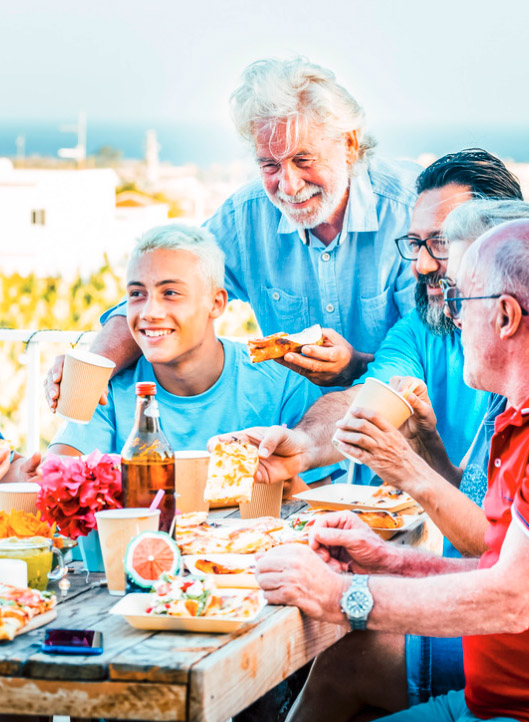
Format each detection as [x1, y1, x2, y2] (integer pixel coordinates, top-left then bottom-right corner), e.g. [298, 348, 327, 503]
[0, 536, 53, 590]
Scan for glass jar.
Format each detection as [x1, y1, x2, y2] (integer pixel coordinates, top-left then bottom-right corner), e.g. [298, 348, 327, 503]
[0, 536, 66, 590]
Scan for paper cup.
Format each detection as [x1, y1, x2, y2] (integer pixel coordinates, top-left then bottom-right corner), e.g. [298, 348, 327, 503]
[56, 349, 115, 424]
[239, 481, 284, 519]
[333, 378, 414, 463]
[0, 482, 40, 514]
[174, 451, 210, 513]
[95, 508, 160, 595]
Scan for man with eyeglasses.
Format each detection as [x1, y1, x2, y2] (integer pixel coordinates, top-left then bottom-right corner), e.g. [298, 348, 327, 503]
[255, 218, 529, 722]
[214, 154, 523, 721]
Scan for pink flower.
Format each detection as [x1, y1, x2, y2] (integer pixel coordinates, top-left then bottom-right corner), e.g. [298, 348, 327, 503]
[37, 452, 122, 539]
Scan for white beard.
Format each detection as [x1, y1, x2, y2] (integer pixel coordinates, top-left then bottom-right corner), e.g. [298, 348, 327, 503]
[266, 160, 350, 230]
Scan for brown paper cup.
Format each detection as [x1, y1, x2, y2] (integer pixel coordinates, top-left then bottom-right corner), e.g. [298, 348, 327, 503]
[333, 377, 414, 463]
[56, 349, 115, 424]
[0, 482, 40, 514]
[95, 508, 160, 595]
[174, 451, 210, 513]
[239, 480, 284, 519]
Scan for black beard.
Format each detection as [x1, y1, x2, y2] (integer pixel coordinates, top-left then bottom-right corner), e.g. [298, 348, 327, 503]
[415, 273, 455, 337]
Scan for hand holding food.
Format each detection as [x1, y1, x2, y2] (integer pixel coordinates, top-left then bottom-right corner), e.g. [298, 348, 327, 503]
[279, 327, 367, 387]
[310, 510, 394, 574]
[248, 324, 323, 363]
[203, 440, 259, 505]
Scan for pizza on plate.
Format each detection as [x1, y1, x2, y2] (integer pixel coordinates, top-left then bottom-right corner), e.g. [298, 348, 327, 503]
[371, 482, 408, 501]
[0, 583, 56, 641]
[194, 558, 255, 575]
[146, 574, 262, 619]
[203, 441, 259, 505]
[174, 517, 278, 556]
[353, 510, 405, 530]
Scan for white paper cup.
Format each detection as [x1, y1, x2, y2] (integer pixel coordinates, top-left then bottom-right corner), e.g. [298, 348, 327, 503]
[333, 378, 414, 463]
[0, 482, 40, 514]
[95, 508, 160, 595]
[239, 481, 284, 519]
[174, 450, 210, 513]
[56, 349, 115, 424]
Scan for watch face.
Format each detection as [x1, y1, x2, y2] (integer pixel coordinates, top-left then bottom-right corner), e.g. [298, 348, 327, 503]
[346, 590, 372, 619]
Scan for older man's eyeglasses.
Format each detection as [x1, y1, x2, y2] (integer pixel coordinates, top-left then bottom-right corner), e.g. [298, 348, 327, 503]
[440, 279, 529, 320]
[395, 235, 449, 261]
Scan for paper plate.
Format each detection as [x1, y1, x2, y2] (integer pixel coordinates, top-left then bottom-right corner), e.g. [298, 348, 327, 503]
[110, 591, 266, 633]
[293, 483, 416, 513]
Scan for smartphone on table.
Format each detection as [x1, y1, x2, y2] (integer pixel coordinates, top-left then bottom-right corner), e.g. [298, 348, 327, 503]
[41, 628, 103, 655]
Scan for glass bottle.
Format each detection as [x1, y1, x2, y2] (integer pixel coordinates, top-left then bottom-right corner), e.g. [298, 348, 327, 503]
[121, 382, 175, 532]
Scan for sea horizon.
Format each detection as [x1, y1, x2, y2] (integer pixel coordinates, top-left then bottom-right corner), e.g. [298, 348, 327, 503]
[1, 119, 528, 168]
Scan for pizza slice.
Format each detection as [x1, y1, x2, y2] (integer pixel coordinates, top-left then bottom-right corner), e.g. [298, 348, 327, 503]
[0, 584, 56, 641]
[194, 558, 255, 575]
[371, 482, 407, 500]
[248, 324, 323, 363]
[353, 510, 404, 530]
[204, 441, 259, 505]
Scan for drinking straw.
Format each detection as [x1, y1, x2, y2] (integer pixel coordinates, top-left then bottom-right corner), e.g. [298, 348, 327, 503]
[149, 489, 165, 510]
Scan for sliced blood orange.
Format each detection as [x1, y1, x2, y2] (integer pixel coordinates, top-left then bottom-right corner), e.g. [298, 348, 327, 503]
[125, 531, 180, 589]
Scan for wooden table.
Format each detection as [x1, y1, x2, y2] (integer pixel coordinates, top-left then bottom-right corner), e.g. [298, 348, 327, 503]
[0, 503, 439, 721]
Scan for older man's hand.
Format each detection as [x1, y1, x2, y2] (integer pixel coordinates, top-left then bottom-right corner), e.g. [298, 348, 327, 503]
[207, 425, 313, 484]
[275, 328, 370, 387]
[389, 376, 439, 452]
[255, 543, 350, 625]
[333, 407, 422, 492]
[310, 510, 393, 574]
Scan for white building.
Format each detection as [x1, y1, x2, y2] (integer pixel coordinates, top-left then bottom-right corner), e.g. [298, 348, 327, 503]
[0, 159, 169, 277]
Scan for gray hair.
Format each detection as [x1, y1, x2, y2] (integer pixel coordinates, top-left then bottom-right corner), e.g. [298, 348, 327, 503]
[481, 221, 529, 308]
[130, 223, 225, 289]
[230, 57, 377, 161]
[444, 198, 529, 245]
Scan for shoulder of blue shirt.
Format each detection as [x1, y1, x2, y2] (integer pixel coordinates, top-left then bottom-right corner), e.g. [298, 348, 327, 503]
[219, 155, 420, 212]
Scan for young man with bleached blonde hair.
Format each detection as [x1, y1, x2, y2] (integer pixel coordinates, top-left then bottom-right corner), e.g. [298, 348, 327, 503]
[49, 223, 335, 490]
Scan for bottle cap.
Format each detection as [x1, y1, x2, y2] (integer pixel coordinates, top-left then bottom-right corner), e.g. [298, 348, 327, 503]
[136, 382, 157, 396]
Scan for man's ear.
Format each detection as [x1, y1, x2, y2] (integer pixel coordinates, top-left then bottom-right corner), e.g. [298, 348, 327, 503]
[497, 295, 523, 339]
[210, 288, 228, 319]
[345, 130, 359, 166]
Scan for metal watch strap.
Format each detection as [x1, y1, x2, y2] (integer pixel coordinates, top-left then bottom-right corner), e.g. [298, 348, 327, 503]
[340, 574, 373, 631]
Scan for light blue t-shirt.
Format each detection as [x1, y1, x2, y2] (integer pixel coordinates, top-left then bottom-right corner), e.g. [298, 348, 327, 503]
[354, 308, 490, 483]
[102, 157, 419, 357]
[52, 339, 339, 483]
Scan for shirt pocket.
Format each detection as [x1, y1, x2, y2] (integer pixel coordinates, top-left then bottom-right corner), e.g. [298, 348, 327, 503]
[358, 287, 399, 352]
[257, 286, 311, 334]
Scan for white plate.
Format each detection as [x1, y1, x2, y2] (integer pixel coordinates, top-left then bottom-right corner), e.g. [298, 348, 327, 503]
[183, 554, 258, 588]
[110, 591, 267, 633]
[293, 483, 416, 512]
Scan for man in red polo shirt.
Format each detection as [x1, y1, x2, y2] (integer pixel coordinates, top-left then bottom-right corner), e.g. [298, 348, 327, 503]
[254, 218, 529, 721]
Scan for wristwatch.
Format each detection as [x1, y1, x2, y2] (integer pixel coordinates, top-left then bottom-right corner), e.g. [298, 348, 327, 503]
[340, 575, 374, 630]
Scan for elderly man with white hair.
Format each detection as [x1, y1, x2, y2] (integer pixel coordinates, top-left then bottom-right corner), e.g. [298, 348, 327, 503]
[45, 56, 419, 407]
[256, 218, 529, 722]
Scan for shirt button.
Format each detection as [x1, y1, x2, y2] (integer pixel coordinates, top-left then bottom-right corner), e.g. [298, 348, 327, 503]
[326, 303, 335, 313]
[494, 458, 501, 468]
[322, 252, 331, 262]
[272, 292, 280, 301]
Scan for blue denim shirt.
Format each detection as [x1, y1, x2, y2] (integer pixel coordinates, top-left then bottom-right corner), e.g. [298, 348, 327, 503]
[102, 156, 419, 356]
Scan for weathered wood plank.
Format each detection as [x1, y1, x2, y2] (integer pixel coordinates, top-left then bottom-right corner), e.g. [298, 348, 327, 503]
[188, 605, 346, 722]
[0, 677, 186, 721]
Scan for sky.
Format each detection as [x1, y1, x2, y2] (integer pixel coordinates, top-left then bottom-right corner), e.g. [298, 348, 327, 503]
[2, 0, 529, 162]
